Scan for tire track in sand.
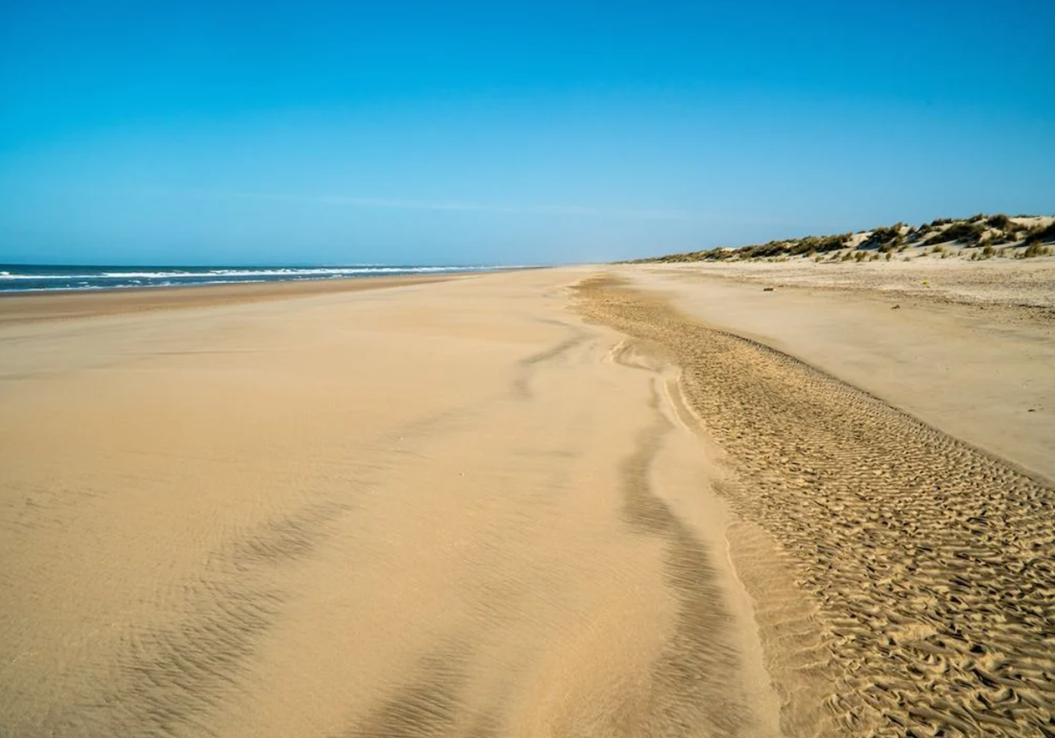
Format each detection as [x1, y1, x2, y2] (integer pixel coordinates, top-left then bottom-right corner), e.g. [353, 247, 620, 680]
[576, 276, 1055, 738]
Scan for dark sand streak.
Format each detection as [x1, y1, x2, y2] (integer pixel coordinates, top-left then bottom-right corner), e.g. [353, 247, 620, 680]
[614, 378, 747, 737]
[511, 326, 589, 400]
[73, 502, 350, 738]
[347, 648, 475, 738]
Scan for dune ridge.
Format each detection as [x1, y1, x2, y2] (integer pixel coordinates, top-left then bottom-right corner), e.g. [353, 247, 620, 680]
[632, 213, 1055, 264]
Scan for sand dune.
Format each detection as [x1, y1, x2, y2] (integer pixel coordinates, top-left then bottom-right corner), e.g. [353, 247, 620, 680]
[2, 268, 1053, 737]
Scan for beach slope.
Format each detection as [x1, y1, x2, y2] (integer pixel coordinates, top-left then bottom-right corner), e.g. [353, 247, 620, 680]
[2, 266, 1053, 737]
[0, 271, 779, 737]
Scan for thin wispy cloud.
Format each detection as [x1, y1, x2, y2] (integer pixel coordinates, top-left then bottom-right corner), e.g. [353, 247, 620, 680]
[173, 189, 708, 222]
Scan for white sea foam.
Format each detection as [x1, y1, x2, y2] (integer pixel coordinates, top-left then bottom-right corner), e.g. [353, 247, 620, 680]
[0, 264, 528, 292]
[0, 265, 506, 280]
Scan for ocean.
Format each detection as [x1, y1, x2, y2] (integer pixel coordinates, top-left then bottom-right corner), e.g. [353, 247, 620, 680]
[0, 264, 506, 293]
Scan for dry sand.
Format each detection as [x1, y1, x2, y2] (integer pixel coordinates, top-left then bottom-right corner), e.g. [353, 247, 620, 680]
[620, 260, 1055, 482]
[1, 266, 1053, 737]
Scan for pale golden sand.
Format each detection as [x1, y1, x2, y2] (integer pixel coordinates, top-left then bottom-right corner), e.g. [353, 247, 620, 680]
[1, 267, 1053, 737]
[621, 261, 1055, 482]
[579, 273, 1055, 737]
[0, 272, 780, 737]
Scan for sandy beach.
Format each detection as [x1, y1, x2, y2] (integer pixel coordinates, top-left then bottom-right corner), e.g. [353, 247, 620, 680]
[2, 265, 1053, 737]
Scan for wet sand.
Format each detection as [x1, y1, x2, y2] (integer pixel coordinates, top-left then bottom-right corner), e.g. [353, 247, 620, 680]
[0, 274, 461, 324]
[2, 267, 1053, 737]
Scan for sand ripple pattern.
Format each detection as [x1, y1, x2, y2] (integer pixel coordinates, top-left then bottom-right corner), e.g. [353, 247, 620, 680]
[577, 277, 1055, 738]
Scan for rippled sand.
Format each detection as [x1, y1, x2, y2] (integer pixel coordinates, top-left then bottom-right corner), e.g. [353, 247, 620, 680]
[2, 269, 1053, 737]
[0, 272, 781, 737]
[578, 275, 1055, 737]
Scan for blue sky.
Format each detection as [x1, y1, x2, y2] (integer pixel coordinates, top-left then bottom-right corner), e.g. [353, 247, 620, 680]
[1, 1, 1053, 265]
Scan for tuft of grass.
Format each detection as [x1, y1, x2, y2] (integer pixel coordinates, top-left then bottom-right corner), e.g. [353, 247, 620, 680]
[1022, 242, 1053, 258]
[864, 224, 903, 250]
[907, 229, 925, 243]
[931, 221, 985, 245]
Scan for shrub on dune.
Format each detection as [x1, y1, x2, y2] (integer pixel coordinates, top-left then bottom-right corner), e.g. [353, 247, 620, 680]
[1023, 221, 1055, 245]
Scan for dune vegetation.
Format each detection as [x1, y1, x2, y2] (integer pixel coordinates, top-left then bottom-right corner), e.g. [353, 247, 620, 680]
[634, 214, 1055, 264]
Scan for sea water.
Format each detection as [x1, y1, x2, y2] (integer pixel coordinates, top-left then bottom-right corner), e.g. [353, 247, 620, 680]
[0, 264, 508, 293]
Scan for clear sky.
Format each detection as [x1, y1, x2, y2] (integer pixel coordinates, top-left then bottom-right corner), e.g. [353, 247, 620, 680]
[2, 1, 1053, 266]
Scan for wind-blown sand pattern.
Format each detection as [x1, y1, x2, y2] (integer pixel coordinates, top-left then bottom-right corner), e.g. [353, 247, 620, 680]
[1, 268, 1053, 737]
[576, 276, 1055, 737]
[621, 262, 1055, 487]
[0, 272, 778, 738]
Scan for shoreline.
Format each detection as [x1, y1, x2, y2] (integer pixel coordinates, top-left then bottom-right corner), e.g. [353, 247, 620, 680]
[0, 272, 481, 324]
